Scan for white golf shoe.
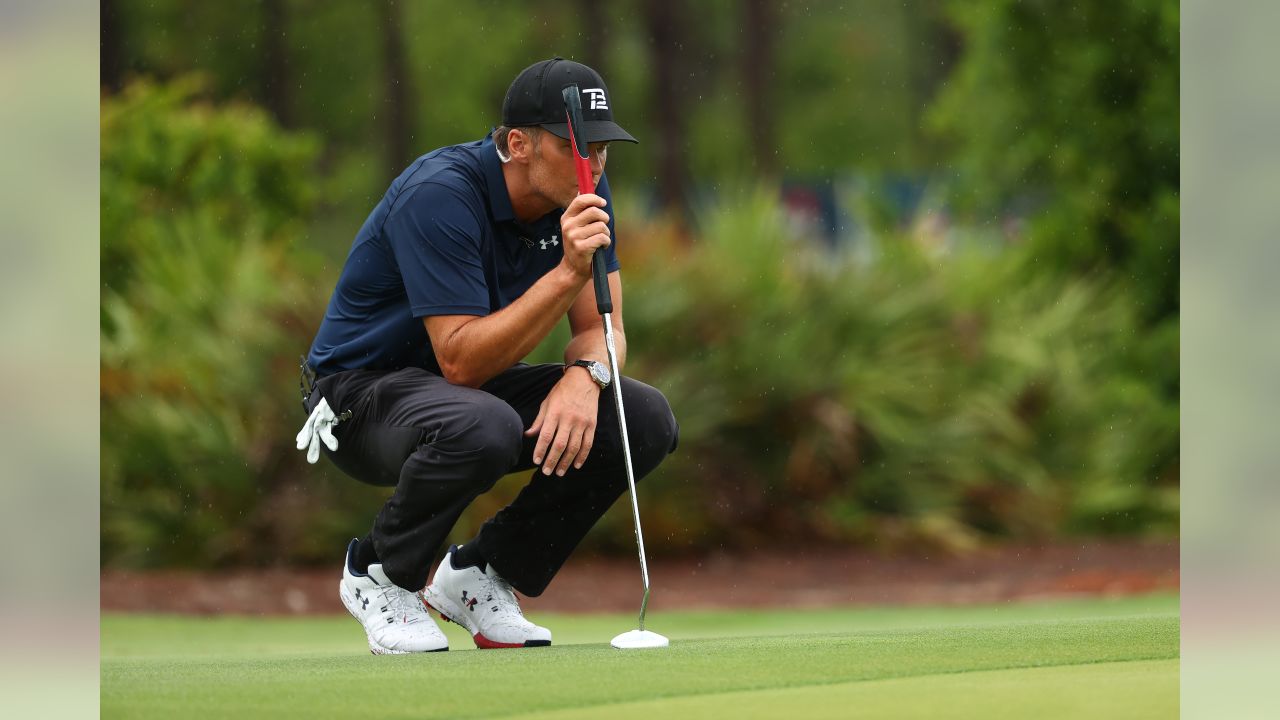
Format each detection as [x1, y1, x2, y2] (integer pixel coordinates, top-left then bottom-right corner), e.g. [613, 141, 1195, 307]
[421, 546, 552, 649]
[338, 539, 449, 655]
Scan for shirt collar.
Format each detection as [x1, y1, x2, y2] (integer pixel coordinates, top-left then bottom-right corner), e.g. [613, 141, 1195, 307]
[481, 135, 516, 223]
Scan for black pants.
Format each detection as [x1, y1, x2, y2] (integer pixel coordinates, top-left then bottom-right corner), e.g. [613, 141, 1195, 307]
[304, 363, 678, 595]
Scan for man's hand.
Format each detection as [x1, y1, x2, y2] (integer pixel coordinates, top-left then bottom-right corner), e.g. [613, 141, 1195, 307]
[526, 368, 602, 476]
[560, 193, 611, 278]
[296, 397, 340, 464]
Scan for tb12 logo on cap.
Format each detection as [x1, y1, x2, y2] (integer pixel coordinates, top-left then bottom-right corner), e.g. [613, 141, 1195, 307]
[583, 88, 608, 110]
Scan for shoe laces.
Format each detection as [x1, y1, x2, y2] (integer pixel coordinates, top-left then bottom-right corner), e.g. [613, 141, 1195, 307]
[379, 585, 427, 624]
[484, 571, 524, 617]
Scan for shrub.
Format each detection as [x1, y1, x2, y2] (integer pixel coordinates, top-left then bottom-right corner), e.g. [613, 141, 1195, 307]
[598, 188, 1178, 554]
[101, 78, 377, 567]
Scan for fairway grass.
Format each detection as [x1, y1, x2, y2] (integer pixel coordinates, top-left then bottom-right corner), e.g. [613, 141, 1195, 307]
[102, 594, 1178, 719]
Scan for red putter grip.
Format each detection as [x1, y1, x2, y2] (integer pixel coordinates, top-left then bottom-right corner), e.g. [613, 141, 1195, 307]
[562, 84, 612, 315]
[567, 116, 595, 195]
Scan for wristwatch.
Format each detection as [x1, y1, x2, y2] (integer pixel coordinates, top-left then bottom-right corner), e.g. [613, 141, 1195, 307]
[567, 359, 611, 389]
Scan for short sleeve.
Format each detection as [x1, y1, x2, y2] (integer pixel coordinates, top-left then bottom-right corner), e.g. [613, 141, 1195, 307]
[383, 182, 490, 318]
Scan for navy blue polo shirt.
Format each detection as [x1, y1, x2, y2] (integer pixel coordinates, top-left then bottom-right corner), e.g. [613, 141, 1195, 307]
[307, 135, 620, 377]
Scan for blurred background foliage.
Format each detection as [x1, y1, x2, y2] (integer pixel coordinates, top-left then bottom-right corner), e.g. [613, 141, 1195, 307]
[100, 0, 1178, 568]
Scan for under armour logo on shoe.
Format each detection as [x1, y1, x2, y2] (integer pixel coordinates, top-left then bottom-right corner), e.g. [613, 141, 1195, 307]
[462, 590, 478, 612]
[361, 598, 369, 610]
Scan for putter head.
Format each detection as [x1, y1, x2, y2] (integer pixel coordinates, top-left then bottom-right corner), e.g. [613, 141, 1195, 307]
[610, 629, 669, 649]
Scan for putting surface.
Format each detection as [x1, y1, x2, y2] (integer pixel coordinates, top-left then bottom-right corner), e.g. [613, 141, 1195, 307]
[102, 594, 1178, 719]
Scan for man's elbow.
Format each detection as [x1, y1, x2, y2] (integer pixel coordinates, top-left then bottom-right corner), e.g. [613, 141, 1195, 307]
[438, 359, 484, 388]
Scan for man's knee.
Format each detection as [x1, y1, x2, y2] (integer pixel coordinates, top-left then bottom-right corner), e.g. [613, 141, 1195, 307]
[621, 379, 679, 472]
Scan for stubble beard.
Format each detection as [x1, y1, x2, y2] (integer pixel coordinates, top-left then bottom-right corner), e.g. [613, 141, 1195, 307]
[524, 138, 576, 210]
[531, 162, 576, 210]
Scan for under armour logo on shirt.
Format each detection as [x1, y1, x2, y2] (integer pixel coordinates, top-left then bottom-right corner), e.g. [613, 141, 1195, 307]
[583, 88, 608, 110]
[539, 236, 560, 250]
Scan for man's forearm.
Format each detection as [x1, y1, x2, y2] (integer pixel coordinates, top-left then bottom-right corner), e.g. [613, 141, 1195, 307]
[436, 265, 586, 386]
[564, 324, 625, 372]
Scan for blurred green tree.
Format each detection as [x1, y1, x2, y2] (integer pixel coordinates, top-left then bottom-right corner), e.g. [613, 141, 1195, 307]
[929, 0, 1179, 323]
[924, 1, 1180, 533]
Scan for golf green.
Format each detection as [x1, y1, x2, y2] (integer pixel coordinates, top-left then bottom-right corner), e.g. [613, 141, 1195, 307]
[102, 594, 1178, 719]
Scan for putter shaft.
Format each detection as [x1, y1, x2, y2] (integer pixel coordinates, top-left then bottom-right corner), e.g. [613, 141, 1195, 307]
[561, 83, 652, 634]
[602, 311, 651, 630]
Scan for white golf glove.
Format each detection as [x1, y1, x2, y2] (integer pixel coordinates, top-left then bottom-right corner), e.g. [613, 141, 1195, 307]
[296, 397, 340, 464]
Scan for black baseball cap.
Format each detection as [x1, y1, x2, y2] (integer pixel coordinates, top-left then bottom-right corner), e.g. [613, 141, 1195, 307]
[502, 57, 638, 144]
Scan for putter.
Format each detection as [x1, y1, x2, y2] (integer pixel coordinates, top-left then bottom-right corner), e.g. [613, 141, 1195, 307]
[562, 85, 668, 650]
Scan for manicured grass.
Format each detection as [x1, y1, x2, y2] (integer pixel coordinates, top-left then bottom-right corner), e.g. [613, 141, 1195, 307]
[102, 594, 1178, 719]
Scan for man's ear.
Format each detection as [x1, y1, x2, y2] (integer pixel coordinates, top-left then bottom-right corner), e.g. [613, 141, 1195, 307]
[508, 128, 537, 163]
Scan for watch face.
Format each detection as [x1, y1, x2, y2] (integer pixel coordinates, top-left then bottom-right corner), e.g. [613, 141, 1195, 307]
[588, 362, 611, 387]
